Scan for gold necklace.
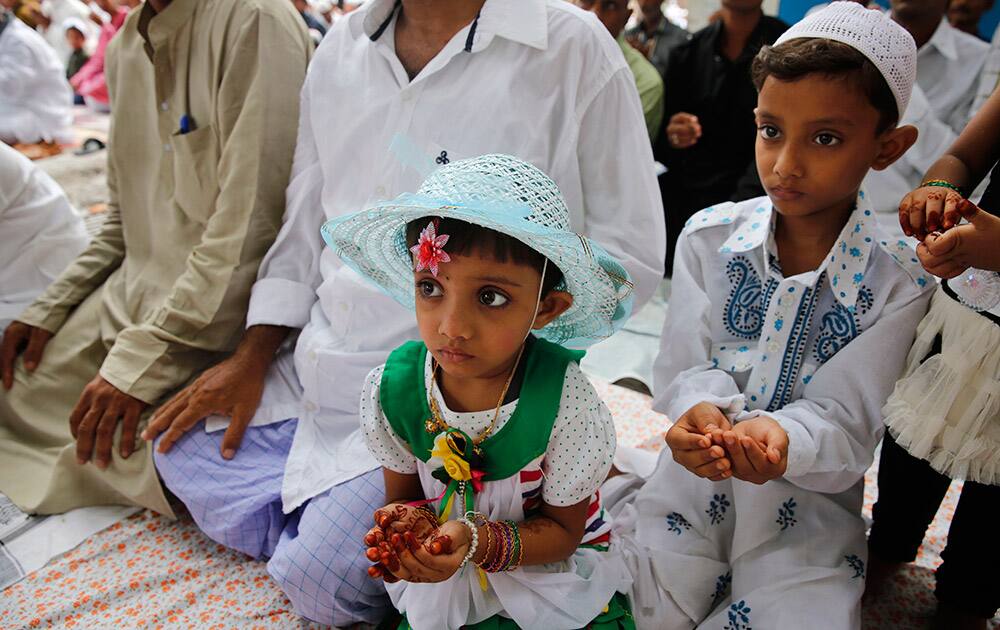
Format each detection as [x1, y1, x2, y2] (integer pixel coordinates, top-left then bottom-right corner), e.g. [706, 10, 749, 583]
[424, 342, 527, 450]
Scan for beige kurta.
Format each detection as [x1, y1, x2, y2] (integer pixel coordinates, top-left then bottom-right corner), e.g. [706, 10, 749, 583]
[0, 0, 311, 516]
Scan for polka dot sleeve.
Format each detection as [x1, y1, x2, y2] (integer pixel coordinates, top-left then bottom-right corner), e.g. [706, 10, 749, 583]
[359, 365, 418, 475]
[541, 362, 616, 507]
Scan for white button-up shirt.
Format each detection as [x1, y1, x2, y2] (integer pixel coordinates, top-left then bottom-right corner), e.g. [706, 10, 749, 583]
[234, 0, 665, 512]
[864, 18, 989, 231]
[0, 143, 87, 330]
[655, 192, 933, 494]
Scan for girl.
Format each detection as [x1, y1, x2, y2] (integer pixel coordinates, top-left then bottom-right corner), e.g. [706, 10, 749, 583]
[867, 73, 1000, 629]
[320, 154, 636, 630]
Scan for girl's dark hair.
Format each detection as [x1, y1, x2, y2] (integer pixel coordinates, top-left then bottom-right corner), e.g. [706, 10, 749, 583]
[752, 38, 898, 134]
[405, 217, 565, 295]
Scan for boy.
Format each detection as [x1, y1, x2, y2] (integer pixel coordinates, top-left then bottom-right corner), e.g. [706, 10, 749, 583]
[610, 3, 935, 628]
[63, 19, 88, 82]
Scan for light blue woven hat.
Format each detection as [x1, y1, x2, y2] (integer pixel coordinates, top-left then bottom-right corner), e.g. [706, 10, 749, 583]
[320, 154, 634, 347]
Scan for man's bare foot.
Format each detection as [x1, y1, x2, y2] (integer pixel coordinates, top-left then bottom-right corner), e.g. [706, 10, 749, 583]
[932, 603, 988, 630]
[862, 552, 905, 604]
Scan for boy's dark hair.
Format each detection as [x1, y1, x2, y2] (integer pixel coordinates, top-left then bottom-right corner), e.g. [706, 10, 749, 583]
[752, 38, 898, 134]
[405, 217, 564, 296]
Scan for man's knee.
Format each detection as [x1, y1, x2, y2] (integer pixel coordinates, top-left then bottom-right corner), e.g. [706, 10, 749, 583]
[151, 420, 212, 496]
[152, 423, 284, 559]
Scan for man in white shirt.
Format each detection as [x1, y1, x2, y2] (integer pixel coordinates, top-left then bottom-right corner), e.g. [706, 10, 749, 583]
[0, 143, 87, 331]
[864, 0, 989, 232]
[0, 8, 74, 145]
[144, 0, 665, 625]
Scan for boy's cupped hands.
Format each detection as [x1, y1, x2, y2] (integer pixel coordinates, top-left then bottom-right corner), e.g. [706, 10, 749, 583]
[665, 402, 788, 485]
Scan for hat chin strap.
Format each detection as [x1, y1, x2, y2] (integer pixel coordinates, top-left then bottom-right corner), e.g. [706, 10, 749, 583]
[520, 258, 548, 345]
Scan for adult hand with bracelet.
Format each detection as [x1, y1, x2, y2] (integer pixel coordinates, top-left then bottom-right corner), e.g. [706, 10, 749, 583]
[899, 180, 965, 240]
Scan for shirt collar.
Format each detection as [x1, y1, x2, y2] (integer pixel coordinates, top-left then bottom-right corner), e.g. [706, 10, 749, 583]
[352, 0, 548, 51]
[719, 190, 878, 310]
[138, 0, 197, 58]
[921, 17, 959, 61]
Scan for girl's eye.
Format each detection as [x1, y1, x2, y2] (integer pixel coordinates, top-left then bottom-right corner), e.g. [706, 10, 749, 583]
[418, 280, 442, 297]
[758, 125, 780, 140]
[479, 289, 508, 307]
[814, 133, 840, 146]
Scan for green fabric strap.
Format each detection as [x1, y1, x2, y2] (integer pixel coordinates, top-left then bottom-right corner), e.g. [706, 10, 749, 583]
[379, 338, 583, 481]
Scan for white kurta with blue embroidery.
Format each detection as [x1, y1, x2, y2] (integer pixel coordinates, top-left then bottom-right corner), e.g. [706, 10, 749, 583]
[612, 192, 935, 630]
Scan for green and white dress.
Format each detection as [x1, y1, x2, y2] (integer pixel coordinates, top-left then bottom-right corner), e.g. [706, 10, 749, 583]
[360, 338, 634, 630]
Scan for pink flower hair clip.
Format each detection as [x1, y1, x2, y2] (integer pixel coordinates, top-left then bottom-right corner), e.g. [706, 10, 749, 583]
[410, 219, 451, 276]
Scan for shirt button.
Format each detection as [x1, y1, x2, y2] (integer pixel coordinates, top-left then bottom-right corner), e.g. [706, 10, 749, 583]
[164, 143, 172, 152]
[375, 185, 386, 196]
[339, 302, 348, 312]
[307, 350, 317, 361]
[401, 91, 412, 102]
[160, 101, 168, 111]
[304, 401, 318, 412]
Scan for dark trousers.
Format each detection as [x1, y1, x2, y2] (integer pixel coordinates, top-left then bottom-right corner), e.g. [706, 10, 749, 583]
[868, 432, 1000, 618]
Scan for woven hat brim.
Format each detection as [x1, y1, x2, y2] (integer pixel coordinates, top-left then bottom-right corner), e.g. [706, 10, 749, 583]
[320, 195, 634, 347]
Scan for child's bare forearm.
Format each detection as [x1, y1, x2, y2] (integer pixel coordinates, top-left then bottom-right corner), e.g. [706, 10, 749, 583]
[516, 515, 584, 564]
[922, 155, 973, 191]
[383, 468, 424, 504]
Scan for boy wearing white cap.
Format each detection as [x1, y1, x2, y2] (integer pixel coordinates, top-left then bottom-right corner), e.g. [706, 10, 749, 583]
[608, 4, 935, 628]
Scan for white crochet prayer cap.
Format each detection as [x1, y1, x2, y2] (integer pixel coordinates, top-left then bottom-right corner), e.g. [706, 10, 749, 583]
[774, 1, 916, 121]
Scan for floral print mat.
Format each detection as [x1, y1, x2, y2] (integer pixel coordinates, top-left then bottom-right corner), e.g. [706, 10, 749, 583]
[2, 381, 997, 629]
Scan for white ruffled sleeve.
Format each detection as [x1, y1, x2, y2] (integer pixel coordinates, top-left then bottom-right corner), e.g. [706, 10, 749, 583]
[359, 365, 418, 475]
[541, 363, 617, 507]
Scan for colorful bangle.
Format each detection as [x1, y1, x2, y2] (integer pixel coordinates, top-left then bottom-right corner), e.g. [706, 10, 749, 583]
[488, 521, 510, 573]
[921, 179, 964, 195]
[506, 520, 523, 571]
[483, 521, 511, 573]
[480, 521, 494, 570]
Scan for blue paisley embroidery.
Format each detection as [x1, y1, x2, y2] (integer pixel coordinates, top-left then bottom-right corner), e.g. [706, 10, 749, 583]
[711, 571, 733, 610]
[813, 285, 872, 363]
[724, 257, 764, 339]
[845, 554, 865, 579]
[776, 497, 797, 531]
[767, 281, 821, 411]
[707, 493, 731, 525]
[666, 512, 692, 535]
[724, 600, 753, 630]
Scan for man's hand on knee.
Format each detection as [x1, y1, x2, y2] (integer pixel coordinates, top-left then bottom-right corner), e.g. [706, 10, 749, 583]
[69, 375, 148, 469]
[142, 353, 267, 459]
[142, 325, 288, 460]
[0, 321, 53, 389]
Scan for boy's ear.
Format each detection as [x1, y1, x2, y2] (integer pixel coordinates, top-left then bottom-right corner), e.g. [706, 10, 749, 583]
[871, 124, 918, 171]
[532, 291, 574, 330]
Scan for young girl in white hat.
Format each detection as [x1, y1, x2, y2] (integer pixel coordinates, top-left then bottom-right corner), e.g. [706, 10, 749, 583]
[322, 154, 636, 629]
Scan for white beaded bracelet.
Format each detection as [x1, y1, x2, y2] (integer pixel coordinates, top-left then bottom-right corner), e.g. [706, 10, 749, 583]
[457, 517, 479, 569]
